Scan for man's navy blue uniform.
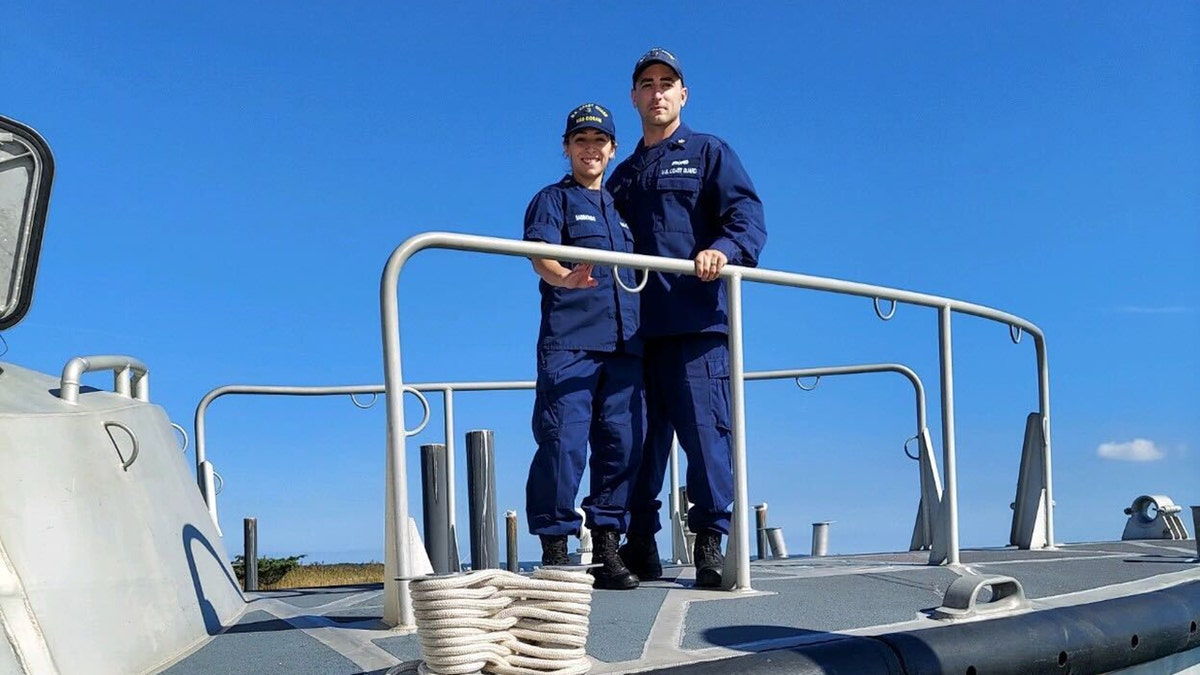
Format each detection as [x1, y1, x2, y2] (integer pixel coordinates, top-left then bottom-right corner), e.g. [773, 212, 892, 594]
[607, 123, 766, 540]
[524, 175, 643, 537]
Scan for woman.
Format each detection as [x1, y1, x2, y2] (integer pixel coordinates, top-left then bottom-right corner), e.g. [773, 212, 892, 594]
[522, 103, 642, 590]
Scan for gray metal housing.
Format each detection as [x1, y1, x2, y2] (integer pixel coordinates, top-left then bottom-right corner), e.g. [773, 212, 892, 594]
[0, 360, 244, 674]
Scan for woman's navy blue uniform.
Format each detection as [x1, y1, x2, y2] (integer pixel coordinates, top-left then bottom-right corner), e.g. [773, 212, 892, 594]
[524, 175, 643, 537]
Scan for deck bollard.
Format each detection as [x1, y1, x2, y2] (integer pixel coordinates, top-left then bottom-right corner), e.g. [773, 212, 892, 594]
[765, 527, 788, 559]
[811, 521, 830, 557]
[243, 517, 258, 591]
[420, 443, 452, 574]
[755, 503, 769, 561]
[506, 511, 519, 572]
[466, 430, 499, 570]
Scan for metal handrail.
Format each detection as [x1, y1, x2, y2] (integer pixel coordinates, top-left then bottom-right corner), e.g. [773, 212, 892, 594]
[192, 364, 936, 568]
[58, 355, 150, 404]
[746, 364, 928, 436]
[380, 232, 1052, 628]
[192, 383, 438, 499]
[667, 363, 936, 565]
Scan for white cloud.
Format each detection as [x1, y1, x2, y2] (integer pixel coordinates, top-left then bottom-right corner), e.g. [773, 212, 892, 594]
[1096, 439, 1165, 462]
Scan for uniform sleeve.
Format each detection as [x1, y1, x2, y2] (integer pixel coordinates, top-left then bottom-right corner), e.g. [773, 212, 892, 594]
[705, 140, 767, 267]
[523, 189, 563, 245]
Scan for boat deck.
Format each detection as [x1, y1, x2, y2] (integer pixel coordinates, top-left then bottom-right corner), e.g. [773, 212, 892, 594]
[158, 540, 1200, 675]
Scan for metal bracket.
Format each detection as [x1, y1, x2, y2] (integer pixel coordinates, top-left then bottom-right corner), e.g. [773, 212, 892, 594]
[933, 573, 1029, 620]
[103, 421, 139, 471]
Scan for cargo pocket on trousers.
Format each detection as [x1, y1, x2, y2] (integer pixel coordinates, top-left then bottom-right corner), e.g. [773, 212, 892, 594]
[705, 354, 732, 434]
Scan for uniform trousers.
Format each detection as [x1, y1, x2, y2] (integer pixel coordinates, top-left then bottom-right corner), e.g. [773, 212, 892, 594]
[627, 333, 733, 536]
[526, 348, 643, 536]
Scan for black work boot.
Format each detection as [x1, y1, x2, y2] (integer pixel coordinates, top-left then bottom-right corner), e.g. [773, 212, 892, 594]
[693, 530, 724, 588]
[591, 529, 639, 590]
[618, 533, 663, 581]
[540, 535, 569, 566]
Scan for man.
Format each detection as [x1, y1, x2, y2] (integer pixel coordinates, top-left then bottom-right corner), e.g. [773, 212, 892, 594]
[607, 48, 767, 588]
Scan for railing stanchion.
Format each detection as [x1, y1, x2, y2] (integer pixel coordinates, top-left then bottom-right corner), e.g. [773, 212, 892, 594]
[938, 305, 961, 565]
[1036, 337, 1056, 549]
[443, 388, 461, 571]
[669, 436, 683, 563]
[725, 273, 752, 591]
[381, 250, 413, 628]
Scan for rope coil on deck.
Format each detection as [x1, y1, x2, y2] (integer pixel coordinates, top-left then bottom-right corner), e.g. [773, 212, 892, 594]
[412, 567, 595, 675]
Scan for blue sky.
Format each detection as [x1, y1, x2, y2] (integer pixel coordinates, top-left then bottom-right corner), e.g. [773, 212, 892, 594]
[4, 3, 1197, 563]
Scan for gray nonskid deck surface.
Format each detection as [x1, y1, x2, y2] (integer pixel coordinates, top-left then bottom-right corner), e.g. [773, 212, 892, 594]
[681, 567, 962, 650]
[158, 610, 367, 675]
[157, 541, 1200, 674]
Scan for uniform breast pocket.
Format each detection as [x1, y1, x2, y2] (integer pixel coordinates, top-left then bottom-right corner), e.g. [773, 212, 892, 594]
[565, 219, 608, 247]
[653, 175, 701, 232]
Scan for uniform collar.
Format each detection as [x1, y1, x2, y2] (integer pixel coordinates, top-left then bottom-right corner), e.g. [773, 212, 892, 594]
[635, 123, 692, 161]
[561, 174, 612, 200]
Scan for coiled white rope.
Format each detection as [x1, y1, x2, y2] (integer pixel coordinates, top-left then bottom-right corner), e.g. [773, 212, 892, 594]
[412, 568, 595, 675]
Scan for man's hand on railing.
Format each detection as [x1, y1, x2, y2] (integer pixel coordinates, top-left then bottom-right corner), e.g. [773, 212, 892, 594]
[694, 249, 728, 282]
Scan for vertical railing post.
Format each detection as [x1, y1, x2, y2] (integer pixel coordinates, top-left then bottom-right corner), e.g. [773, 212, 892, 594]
[669, 436, 684, 564]
[937, 305, 961, 565]
[115, 366, 131, 398]
[724, 273, 752, 591]
[381, 251, 413, 628]
[443, 388, 461, 571]
[1036, 337, 1056, 549]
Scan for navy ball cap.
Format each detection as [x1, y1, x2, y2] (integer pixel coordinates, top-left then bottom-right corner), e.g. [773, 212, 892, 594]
[563, 103, 616, 140]
[632, 47, 684, 84]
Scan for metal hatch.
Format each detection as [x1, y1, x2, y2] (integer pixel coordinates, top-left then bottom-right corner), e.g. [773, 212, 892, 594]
[0, 115, 54, 330]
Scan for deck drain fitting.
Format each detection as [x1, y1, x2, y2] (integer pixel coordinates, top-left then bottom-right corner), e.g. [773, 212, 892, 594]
[411, 567, 595, 675]
[932, 573, 1029, 621]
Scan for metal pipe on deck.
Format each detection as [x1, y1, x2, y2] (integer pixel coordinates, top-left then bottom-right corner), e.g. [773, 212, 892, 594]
[755, 504, 768, 561]
[466, 430, 499, 570]
[420, 443, 452, 574]
[243, 517, 258, 591]
[506, 511, 519, 572]
[811, 522, 829, 557]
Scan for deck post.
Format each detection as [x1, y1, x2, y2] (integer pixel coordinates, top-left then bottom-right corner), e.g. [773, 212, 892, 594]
[243, 517, 258, 591]
[420, 443, 452, 574]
